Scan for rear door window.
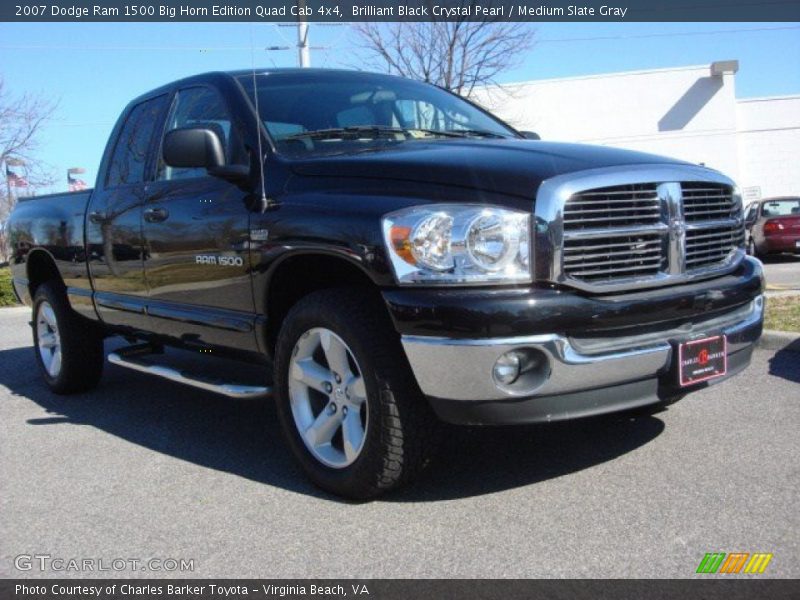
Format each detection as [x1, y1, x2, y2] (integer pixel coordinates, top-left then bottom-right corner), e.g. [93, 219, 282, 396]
[105, 95, 168, 187]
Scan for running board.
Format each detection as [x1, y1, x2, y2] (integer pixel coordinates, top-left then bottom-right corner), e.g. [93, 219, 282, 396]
[108, 345, 272, 399]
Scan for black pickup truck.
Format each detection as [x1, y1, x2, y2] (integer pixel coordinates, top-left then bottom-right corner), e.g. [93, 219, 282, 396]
[7, 69, 764, 499]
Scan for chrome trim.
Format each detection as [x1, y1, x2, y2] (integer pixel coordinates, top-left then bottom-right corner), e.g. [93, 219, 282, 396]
[534, 164, 745, 293]
[401, 295, 763, 401]
[108, 350, 272, 400]
[562, 223, 669, 240]
[402, 333, 670, 401]
[663, 181, 685, 275]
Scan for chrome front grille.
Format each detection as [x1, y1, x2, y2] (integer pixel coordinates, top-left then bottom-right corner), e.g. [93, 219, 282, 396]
[563, 233, 666, 281]
[686, 225, 746, 269]
[534, 166, 746, 293]
[682, 182, 741, 222]
[563, 184, 661, 231]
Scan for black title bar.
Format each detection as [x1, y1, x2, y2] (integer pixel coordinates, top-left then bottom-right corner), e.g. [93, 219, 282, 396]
[2, 579, 800, 600]
[3, 0, 800, 22]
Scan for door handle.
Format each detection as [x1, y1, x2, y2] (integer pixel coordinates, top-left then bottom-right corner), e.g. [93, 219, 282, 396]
[144, 207, 169, 223]
[88, 211, 105, 224]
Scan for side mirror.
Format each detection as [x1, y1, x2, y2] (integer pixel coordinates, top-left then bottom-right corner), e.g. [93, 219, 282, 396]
[208, 164, 250, 184]
[163, 127, 225, 170]
[521, 131, 541, 140]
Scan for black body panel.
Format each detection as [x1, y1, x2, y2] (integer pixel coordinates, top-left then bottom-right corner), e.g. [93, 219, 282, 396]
[289, 139, 687, 199]
[7, 191, 96, 317]
[382, 257, 764, 339]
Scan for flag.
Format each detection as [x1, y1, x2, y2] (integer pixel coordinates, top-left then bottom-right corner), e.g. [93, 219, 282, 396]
[68, 174, 87, 192]
[6, 166, 28, 187]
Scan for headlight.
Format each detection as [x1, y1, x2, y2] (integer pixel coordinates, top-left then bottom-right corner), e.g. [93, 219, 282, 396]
[382, 205, 531, 285]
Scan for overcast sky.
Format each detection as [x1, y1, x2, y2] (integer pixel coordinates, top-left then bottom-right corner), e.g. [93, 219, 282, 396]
[1, 21, 799, 192]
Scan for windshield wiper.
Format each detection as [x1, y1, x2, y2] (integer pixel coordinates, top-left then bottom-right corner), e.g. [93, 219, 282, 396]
[283, 126, 410, 141]
[401, 127, 509, 139]
[451, 129, 509, 139]
[283, 126, 508, 142]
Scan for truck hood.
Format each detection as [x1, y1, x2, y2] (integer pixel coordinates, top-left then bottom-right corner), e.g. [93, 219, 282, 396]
[288, 139, 695, 198]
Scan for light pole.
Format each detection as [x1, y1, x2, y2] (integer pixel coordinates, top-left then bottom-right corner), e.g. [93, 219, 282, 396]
[296, 0, 310, 67]
[3, 165, 10, 207]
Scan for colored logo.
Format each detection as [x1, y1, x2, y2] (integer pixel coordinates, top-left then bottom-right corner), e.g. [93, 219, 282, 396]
[698, 348, 709, 365]
[696, 552, 773, 574]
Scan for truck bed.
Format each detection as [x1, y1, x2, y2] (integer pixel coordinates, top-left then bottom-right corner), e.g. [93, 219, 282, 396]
[7, 189, 94, 305]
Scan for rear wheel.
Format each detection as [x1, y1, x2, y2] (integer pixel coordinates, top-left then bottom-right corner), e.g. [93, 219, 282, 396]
[32, 282, 104, 394]
[274, 288, 438, 500]
[747, 238, 762, 258]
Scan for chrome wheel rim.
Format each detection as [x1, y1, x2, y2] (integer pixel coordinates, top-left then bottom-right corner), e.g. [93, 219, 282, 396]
[288, 327, 368, 469]
[36, 301, 62, 378]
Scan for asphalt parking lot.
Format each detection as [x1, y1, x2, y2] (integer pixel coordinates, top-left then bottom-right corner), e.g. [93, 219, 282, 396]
[0, 305, 798, 579]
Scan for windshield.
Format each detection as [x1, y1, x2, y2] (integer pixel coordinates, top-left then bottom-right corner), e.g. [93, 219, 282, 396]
[237, 71, 518, 157]
[761, 198, 800, 217]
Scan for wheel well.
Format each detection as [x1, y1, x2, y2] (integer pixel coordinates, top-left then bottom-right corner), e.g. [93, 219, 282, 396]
[264, 254, 380, 355]
[26, 250, 63, 297]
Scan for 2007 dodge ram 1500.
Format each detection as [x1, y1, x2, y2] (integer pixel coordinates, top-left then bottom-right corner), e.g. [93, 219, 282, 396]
[7, 69, 764, 498]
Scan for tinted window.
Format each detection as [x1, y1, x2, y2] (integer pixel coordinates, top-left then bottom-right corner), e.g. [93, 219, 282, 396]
[106, 95, 168, 187]
[393, 98, 475, 132]
[238, 72, 516, 157]
[158, 86, 246, 181]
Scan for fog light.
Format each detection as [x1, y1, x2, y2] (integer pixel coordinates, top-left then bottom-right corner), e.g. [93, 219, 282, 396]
[493, 351, 523, 385]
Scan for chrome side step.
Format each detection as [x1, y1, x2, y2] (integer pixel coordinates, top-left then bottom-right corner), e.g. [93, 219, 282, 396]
[108, 345, 272, 400]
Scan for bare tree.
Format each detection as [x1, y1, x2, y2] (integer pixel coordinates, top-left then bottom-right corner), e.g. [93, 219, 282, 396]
[0, 78, 57, 263]
[353, 8, 534, 99]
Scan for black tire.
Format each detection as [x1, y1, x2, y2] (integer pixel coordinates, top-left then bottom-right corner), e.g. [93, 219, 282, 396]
[273, 288, 439, 500]
[747, 238, 762, 258]
[32, 282, 105, 394]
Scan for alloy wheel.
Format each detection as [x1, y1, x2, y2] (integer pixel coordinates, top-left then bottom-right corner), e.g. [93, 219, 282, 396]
[288, 327, 369, 468]
[36, 301, 62, 378]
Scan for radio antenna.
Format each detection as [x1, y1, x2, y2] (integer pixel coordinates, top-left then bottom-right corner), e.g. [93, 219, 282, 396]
[250, 24, 269, 212]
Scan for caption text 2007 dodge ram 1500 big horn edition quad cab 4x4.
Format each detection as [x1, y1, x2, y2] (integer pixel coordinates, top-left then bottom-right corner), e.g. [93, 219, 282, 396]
[7, 69, 764, 499]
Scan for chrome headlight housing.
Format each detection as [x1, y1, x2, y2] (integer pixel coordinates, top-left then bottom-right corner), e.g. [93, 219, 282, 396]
[382, 205, 531, 285]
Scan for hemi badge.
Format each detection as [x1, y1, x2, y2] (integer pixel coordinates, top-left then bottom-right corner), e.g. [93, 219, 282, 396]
[251, 229, 269, 241]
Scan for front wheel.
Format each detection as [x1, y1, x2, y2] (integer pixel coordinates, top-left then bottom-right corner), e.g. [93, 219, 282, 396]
[273, 288, 438, 500]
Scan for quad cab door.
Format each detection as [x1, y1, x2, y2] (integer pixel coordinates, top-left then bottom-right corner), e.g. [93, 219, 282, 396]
[142, 85, 258, 351]
[86, 94, 169, 330]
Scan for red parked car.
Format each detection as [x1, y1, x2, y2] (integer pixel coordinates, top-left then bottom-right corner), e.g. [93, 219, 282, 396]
[745, 197, 800, 257]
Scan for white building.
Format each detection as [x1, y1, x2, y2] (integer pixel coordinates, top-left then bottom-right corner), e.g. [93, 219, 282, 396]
[481, 61, 800, 204]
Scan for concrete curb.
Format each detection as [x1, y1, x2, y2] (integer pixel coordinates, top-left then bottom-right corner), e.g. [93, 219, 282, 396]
[0, 305, 27, 313]
[759, 329, 800, 353]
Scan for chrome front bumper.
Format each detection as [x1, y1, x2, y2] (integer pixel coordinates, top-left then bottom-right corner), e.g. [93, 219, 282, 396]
[401, 295, 764, 404]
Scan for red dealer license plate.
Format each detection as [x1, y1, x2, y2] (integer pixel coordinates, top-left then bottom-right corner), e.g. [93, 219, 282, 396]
[678, 335, 727, 387]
